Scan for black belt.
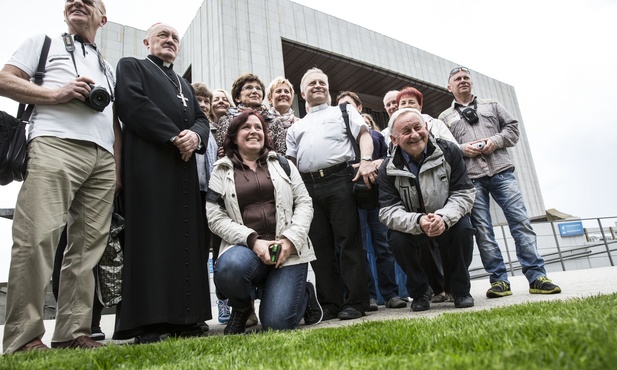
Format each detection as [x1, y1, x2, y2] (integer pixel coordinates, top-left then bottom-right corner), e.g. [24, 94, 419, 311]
[301, 162, 349, 181]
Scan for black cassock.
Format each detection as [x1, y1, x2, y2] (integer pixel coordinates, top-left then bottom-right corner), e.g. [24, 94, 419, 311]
[113, 55, 211, 339]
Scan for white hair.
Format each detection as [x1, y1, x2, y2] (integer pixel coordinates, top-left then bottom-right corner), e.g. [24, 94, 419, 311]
[388, 108, 424, 137]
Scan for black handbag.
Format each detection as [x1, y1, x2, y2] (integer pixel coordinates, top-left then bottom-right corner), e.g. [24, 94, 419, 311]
[0, 35, 51, 186]
[340, 103, 380, 210]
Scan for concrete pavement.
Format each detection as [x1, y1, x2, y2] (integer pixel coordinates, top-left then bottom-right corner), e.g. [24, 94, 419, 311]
[1, 266, 615, 352]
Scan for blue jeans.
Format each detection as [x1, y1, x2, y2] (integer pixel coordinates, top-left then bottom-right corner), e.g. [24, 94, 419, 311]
[358, 208, 398, 301]
[214, 246, 309, 331]
[471, 168, 546, 284]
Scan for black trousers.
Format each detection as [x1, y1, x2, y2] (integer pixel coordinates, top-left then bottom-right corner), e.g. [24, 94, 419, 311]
[304, 167, 369, 313]
[388, 215, 474, 299]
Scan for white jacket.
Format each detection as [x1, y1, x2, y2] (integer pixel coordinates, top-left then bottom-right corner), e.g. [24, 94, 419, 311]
[206, 151, 316, 266]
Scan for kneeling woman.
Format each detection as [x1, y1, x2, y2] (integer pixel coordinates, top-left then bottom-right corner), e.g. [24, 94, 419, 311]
[206, 111, 322, 334]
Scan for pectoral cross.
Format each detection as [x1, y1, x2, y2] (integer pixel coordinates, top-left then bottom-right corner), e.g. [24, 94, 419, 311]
[177, 91, 188, 107]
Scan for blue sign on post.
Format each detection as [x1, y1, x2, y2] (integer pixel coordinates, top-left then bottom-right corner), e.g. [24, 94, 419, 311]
[558, 221, 585, 237]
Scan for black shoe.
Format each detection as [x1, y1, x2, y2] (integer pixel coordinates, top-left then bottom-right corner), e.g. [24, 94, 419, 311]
[304, 282, 323, 325]
[367, 298, 379, 312]
[177, 323, 209, 338]
[385, 296, 407, 309]
[134, 331, 171, 344]
[90, 327, 105, 341]
[338, 306, 364, 320]
[224, 306, 252, 335]
[486, 281, 512, 298]
[411, 286, 433, 312]
[454, 295, 475, 308]
[322, 308, 339, 321]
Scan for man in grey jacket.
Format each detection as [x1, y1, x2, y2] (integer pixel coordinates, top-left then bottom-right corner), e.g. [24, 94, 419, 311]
[439, 67, 561, 299]
[378, 108, 476, 311]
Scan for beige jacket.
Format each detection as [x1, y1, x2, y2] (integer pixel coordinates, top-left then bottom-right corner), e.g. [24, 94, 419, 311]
[206, 151, 316, 266]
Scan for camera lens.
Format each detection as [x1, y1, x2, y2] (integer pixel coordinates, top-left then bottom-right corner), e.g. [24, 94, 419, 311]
[89, 88, 111, 110]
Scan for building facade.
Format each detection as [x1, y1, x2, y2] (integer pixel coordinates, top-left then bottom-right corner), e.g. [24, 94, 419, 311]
[96, 0, 545, 222]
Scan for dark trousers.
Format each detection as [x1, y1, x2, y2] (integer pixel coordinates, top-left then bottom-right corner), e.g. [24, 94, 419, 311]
[388, 215, 474, 299]
[304, 167, 369, 313]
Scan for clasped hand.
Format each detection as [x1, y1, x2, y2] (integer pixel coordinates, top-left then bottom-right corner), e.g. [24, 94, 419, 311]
[252, 238, 297, 268]
[419, 213, 446, 237]
[174, 130, 199, 162]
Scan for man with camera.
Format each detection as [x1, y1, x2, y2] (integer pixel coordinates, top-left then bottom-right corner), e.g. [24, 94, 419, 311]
[0, 0, 118, 353]
[378, 108, 476, 312]
[439, 67, 561, 299]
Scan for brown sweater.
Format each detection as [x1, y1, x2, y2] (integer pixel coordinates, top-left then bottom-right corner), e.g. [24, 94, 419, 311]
[233, 160, 276, 247]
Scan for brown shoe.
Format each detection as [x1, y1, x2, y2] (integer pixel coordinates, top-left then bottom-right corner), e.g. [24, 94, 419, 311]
[16, 338, 50, 352]
[51, 335, 103, 349]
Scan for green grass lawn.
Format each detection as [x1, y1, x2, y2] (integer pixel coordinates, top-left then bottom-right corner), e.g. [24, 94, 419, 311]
[2, 294, 616, 369]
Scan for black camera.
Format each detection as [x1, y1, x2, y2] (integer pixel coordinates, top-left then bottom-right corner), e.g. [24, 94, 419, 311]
[460, 107, 479, 125]
[84, 84, 111, 112]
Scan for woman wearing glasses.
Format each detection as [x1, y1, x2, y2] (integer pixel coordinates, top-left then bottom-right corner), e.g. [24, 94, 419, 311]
[214, 73, 287, 156]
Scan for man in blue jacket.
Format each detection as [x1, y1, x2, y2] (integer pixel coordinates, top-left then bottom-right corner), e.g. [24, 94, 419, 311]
[378, 108, 476, 311]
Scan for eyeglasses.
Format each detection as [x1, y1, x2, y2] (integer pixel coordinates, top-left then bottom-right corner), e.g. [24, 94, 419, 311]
[242, 85, 263, 92]
[449, 67, 470, 76]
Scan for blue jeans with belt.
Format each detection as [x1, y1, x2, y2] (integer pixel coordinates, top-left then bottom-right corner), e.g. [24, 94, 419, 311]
[214, 246, 309, 331]
[471, 168, 546, 284]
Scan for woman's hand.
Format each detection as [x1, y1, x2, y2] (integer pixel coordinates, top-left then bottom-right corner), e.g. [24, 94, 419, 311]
[252, 239, 275, 265]
[272, 237, 297, 268]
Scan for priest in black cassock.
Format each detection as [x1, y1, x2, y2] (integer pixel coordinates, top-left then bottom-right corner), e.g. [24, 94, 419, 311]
[113, 23, 212, 344]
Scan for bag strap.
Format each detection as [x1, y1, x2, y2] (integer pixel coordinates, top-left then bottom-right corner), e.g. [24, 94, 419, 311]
[276, 153, 291, 177]
[339, 103, 361, 164]
[17, 35, 51, 121]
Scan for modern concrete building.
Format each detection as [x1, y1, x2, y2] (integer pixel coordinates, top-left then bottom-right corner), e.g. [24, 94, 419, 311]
[95, 0, 545, 222]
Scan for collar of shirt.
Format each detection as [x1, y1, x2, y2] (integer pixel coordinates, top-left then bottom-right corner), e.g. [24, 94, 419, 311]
[453, 95, 477, 109]
[307, 103, 329, 113]
[147, 54, 173, 68]
[400, 146, 427, 177]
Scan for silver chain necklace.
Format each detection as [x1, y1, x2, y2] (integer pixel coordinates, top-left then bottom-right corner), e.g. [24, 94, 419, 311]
[146, 57, 188, 107]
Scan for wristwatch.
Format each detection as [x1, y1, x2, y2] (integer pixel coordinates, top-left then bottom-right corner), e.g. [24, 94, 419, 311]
[360, 155, 373, 162]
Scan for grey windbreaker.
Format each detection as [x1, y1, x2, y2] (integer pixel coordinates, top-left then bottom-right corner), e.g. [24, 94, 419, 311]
[378, 137, 476, 235]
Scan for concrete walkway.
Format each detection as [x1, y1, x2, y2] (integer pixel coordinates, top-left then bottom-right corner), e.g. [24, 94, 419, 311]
[1, 266, 615, 353]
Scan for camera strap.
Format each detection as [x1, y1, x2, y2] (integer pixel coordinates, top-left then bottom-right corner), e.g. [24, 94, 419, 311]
[62, 33, 115, 102]
[454, 99, 477, 121]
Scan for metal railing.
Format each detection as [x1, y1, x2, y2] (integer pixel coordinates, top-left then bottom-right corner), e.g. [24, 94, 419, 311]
[470, 216, 617, 280]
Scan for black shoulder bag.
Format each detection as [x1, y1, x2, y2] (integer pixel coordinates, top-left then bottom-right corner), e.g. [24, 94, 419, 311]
[0, 35, 51, 185]
[340, 103, 379, 210]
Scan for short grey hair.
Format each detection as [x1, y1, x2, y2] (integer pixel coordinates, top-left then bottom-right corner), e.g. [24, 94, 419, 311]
[388, 108, 424, 137]
[300, 67, 328, 94]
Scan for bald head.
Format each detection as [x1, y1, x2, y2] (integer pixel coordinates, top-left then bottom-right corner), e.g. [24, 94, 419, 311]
[143, 23, 180, 63]
[383, 90, 399, 117]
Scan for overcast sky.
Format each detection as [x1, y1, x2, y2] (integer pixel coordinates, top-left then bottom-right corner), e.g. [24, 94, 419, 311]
[1, 0, 616, 278]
